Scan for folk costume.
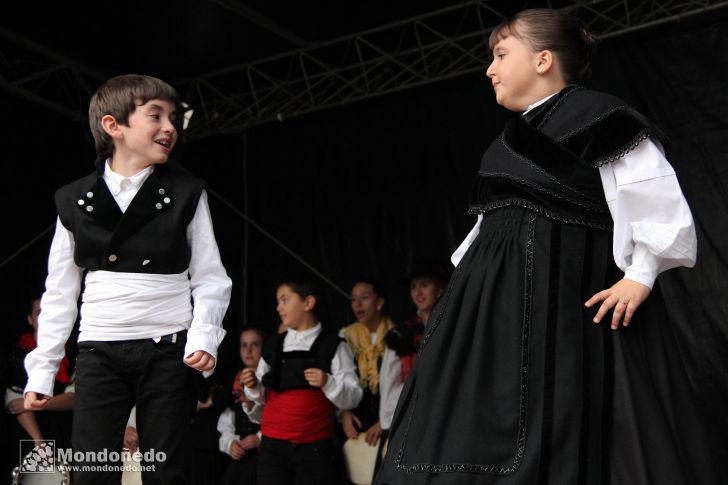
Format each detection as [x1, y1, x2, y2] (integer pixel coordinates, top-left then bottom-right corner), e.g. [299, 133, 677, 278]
[25, 158, 232, 485]
[244, 323, 362, 485]
[376, 86, 717, 485]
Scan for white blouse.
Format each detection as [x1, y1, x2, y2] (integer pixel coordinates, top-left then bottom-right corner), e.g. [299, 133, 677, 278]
[452, 95, 697, 289]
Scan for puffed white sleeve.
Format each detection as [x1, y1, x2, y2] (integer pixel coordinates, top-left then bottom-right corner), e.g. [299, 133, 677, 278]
[598, 138, 697, 289]
[217, 407, 239, 455]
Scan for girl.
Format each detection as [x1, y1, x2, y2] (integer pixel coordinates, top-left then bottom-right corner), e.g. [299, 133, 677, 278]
[340, 280, 398, 448]
[242, 277, 362, 485]
[376, 8, 717, 485]
[340, 279, 405, 484]
[217, 327, 266, 485]
[385, 261, 448, 384]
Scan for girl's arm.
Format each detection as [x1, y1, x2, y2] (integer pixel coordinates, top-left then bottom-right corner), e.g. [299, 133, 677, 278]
[378, 347, 403, 431]
[451, 214, 483, 267]
[588, 137, 696, 328]
[216, 407, 240, 456]
[243, 357, 270, 408]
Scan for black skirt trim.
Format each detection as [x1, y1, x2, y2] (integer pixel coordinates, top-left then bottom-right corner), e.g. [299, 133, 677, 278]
[468, 199, 613, 231]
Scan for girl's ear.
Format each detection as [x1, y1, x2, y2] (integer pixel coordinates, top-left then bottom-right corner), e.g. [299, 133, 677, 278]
[101, 114, 122, 140]
[536, 50, 555, 74]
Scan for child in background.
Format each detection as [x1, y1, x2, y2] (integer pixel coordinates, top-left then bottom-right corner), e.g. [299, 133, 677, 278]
[217, 326, 266, 485]
[242, 277, 362, 485]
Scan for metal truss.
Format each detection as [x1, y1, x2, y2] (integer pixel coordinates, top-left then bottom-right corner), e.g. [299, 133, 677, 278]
[0, 28, 105, 122]
[181, 0, 728, 140]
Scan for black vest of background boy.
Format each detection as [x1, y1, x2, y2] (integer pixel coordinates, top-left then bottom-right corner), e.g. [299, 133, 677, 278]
[261, 331, 343, 391]
[54, 159, 205, 274]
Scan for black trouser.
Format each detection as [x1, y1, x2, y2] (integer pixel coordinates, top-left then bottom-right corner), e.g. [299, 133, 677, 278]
[257, 436, 340, 485]
[72, 331, 197, 485]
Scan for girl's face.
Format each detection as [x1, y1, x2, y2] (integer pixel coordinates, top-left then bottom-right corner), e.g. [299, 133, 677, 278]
[409, 277, 443, 313]
[276, 285, 313, 330]
[239, 330, 263, 368]
[350, 282, 383, 325]
[486, 31, 541, 111]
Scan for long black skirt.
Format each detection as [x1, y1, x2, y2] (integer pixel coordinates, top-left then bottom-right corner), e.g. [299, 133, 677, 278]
[376, 207, 717, 485]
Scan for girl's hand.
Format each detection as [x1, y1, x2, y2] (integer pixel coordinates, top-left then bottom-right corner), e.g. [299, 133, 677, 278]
[241, 368, 258, 389]
[365, 421, 382, 446]
[229, 440, 245, 460]
[341, 410, 361, 439]
[585, 279, 651, 329]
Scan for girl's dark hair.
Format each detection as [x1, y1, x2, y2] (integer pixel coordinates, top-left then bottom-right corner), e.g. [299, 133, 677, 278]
[351, 278, 387, 301]
[240, 325, 267, 342]
[488, 8, 597, 84]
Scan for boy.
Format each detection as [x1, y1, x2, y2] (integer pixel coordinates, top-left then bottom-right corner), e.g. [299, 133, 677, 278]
[242, 277, 362, 485]
[23, 74, 232, 484]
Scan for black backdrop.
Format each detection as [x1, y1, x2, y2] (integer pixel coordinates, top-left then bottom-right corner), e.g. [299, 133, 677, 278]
[1, 6, 727, 478]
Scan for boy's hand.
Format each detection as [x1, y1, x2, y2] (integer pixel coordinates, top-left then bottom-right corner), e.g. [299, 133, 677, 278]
[304, 368, 328, 388]
[24, 392, 49, 411]
[124, 426, 139, 453]
[585, 278, 651, 329]
[240, 434, 260, 450]
[241, 368, 258, 389]
[184, 351, 215, 371]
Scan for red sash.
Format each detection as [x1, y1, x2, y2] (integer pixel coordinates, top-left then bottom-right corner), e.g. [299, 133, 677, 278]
[262, 389, 334, 444]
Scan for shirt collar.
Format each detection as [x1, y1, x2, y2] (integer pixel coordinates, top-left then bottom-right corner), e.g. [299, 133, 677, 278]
[524, 92, 559, 116]
[286, 322, 322, 340]
[103, 159, 153, 195]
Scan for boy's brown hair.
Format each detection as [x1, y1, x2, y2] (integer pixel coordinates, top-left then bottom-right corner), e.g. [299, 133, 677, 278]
[88, 74, 179, 158]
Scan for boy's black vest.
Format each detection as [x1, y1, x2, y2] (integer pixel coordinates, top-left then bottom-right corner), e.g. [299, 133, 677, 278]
[54, 159, 204, 274]
[261, 330, 343, 391]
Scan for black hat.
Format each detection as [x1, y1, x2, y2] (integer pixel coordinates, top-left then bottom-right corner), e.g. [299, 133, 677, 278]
[405, 257, 451, 285]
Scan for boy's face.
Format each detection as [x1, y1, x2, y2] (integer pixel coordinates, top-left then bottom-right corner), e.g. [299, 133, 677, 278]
[276, 285, 314, 330]
[114, 98, 177, 166]
[239, 330, 263, 368]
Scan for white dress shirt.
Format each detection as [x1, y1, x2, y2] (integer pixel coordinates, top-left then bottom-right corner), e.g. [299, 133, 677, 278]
[25, 161, 232, 397]
[378, 347, 403, 430]
[217, 404, 262, 455]
[244, 323, 363, 421]
[452, 94, 697, 289]
[337, 327, 403, 431]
